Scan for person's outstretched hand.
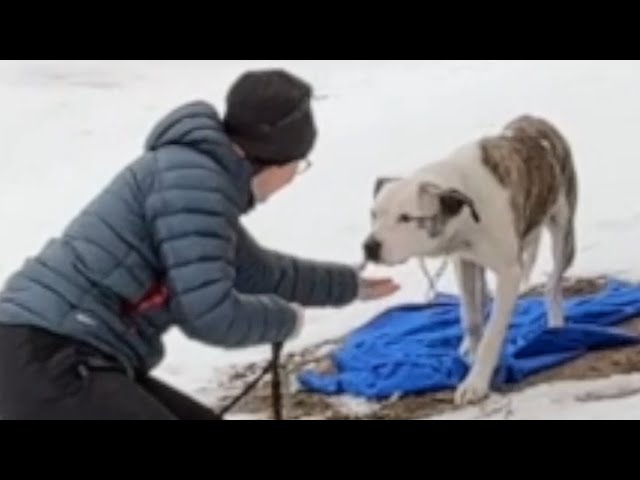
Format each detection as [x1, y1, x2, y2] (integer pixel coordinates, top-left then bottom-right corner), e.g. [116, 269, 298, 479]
[358, 277, 400, 301]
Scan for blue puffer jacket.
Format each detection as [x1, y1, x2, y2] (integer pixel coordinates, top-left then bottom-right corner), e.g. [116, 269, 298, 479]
[0, 101, 359, 373]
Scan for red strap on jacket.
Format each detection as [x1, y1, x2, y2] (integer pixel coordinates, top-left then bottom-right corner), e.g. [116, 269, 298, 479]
[123, 282, 170, 315]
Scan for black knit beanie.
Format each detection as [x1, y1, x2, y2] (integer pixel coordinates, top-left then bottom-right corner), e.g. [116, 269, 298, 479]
[223, 69, 317, 166]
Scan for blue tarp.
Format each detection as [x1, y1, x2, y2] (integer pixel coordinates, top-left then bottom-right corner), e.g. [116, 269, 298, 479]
[298, 279, 640, 400]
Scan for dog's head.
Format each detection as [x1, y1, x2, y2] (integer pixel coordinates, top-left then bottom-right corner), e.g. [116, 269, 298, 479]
[363, 177, 481, 266]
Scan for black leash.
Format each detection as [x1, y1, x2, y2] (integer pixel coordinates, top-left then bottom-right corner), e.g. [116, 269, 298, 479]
[217, 342, 284, 420]
[270, 342, 283, 420]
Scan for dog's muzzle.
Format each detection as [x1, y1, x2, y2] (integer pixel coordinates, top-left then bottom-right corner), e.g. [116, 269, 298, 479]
[363, 238, 382, 262]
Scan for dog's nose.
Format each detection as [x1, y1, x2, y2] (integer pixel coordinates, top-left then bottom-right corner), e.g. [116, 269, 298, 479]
[363, 238, 382, 262]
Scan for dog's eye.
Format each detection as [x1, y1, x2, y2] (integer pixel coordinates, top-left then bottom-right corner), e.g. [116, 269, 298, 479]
[398, 214, 412, 224]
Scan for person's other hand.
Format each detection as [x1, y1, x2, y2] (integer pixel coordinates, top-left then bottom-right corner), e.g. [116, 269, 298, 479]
[358, 277, 400, 301]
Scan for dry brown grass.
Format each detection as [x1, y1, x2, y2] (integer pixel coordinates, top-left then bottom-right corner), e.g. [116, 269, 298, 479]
[214, 277, 640, 420]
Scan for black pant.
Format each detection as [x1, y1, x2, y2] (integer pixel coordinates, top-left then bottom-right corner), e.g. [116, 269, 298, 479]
[0, 324, 221, 420]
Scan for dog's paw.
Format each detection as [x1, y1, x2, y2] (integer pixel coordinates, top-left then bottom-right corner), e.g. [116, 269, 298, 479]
[458, 335, 480, 364]
[546, 293, 566, 329]
[454, 375, 491, 406]
[547, 310, 566, 329]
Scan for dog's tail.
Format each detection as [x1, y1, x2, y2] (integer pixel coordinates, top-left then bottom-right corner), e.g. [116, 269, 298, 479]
[519, 231, 543, 291]
[559, 218, 576, 274]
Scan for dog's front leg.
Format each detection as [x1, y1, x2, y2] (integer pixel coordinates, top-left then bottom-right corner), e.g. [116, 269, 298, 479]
[454, 259, 487, 364]
[454, 265, 521, 406]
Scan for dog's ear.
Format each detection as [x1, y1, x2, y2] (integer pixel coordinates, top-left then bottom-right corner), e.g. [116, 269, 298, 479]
[373, 177, 401, 198]
[439, 189, 481, 223]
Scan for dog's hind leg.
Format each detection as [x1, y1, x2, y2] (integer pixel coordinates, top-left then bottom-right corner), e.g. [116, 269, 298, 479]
[454, 258, 489, 365]
[545, 201, 576, 329]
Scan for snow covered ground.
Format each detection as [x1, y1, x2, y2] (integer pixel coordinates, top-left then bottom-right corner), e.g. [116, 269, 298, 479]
[432, 373, 640, 420]
[2, 60, 640, 419]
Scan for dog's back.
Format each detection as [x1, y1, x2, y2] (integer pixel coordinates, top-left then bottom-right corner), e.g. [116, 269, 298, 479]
[479, 115, 577, 242]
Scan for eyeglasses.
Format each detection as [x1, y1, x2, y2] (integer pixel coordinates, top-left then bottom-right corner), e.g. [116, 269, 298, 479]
[297, 159, 313, 175]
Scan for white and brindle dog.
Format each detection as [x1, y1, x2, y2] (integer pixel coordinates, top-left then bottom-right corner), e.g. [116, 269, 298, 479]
[364, 115, 578, 405]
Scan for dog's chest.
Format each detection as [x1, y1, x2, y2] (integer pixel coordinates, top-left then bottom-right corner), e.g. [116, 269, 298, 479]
[480, 135, 562, 239]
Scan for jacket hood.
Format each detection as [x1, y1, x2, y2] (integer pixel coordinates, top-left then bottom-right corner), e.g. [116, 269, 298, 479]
[145, 101, 255, 212]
